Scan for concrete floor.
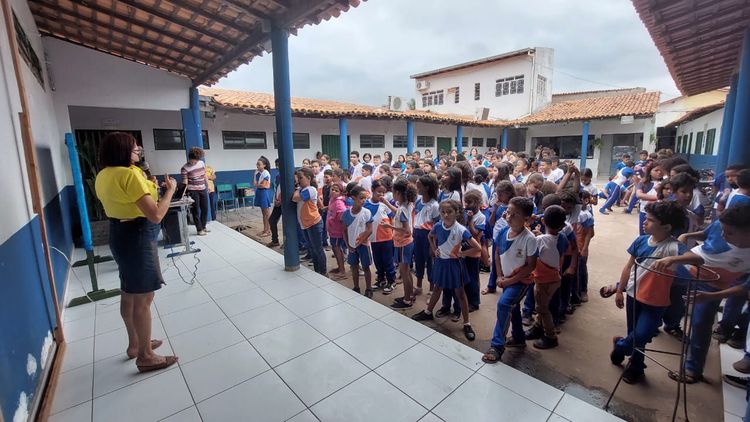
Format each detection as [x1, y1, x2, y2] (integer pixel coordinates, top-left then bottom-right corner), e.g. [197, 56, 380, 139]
[220, 201, 724, 422]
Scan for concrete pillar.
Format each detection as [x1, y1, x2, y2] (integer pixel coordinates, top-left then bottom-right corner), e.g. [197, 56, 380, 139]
[716, 75, 738, 175]
[580, 121, 590, 170]
[729, 29, 750, 166]
[407, 120, 414, 154]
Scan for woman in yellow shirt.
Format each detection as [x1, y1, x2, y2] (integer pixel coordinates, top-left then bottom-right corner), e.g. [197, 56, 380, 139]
[95, 132, 178, 372]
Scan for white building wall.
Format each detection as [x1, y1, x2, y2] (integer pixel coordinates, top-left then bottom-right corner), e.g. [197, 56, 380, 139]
[675, 108, 724, 155]
[523, 117, 655, 177]
[530, 47, 554, 112]
[68, 106, 502, 174]
[656, 89, 728, 128]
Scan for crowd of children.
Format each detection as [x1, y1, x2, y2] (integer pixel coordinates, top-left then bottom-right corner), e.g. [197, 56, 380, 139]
[256, 144, 750, 393]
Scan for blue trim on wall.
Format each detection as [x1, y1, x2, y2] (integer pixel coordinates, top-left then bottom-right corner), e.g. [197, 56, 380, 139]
[214, 169, 280, 189]
[0, 185, 76, 421]
[677, 154, 719, 171]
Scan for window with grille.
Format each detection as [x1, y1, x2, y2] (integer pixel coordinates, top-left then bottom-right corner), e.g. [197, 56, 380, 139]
[496, 75, 525, 96]
[456, 137, 469, 148]
[417, 136, 435, 148]
[454, 87, 460, 103]
[272, 132, 310, 149]
[360, 134, 385, 148]
[695, 131, 704, 155]
[537, 75, 547, 99]
[393, 135, 408, 148]
[704, 129, 716, 155]
[486, 138, 497, 148]
[472, 138, 483, 147]
[422, 90, 445, 107]
[222, 131, 266, 149]
[154, 129, 209, 150]
[474, 83, 480, 100]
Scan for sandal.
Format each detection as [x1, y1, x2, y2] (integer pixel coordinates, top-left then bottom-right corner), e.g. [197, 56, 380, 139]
[600, 284, 617, 298]
[481, 287, 497, 295]
[136, 355, 178, 373]
[482, 346, 503, 364]
[126, 339, 163, 359]
[668, 371, 701, 384]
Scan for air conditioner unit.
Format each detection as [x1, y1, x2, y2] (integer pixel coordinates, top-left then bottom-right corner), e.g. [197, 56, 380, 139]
[474, 107, 490, 121]
[416, 80, 430, 91]
[388, 96, 407, 112]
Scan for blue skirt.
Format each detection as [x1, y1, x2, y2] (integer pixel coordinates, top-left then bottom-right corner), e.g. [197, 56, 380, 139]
[254, 187, 272, 209]
[432, 257, 466, 290]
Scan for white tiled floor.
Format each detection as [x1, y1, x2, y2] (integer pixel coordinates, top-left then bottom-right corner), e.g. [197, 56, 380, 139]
[51, 221, 622, 422]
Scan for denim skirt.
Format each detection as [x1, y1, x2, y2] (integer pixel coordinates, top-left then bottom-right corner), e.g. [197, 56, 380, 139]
[109, 218, 164, 294]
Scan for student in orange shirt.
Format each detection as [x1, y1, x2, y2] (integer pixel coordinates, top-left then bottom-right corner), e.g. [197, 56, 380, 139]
[292, 168, 326, 275]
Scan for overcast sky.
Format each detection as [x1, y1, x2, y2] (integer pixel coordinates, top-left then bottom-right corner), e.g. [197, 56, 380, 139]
[215, 0, 680, 105]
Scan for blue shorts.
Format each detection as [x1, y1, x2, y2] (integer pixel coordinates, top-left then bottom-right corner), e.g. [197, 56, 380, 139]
[329, 237, 346, 252]
[394, 242, 415, 265]
[347, 244, 372, 267]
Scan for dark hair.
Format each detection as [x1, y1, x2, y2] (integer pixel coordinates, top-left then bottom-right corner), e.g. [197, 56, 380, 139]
[376, 175, 393, 192]
[443, 167, 463, 193]
[473, 166, 489, 184]
[540, 180, 558, 196]
[331, 159, 341, 167]
[275, 158, 281, 166]
[720, 204, 750, 228]
[332, 168, 344, 178]
[310, 159, 320, 166]
[363, 152, 372, 161]
[671, 163, 700, 180]
[657, 178, 672, 200]
[495, 180, 516, 202]
[726, 164, 747, 172]
[494, 162, 511, 185]
[660, 157, 688, 174]
[257, 155, 270, 171]
[406, 160, 418, 169]
[345, 181, 358, 196]
[464, 189, 483, 206]
[580, 190, 592, 201]
[526, 173, 544, 186]
[640, 150, 649, 155]
[393, 178, 417, 203]
[383, 151, 393, 162]
[349, 185, 365, 198]
[350, 150, 360, 158]
[543, 205, 567, 231]
[550, 156, 560, 164]
[362, 164, 373, 173]
[454, 160, 473, 186]
[644, 200, 685, 232]
[188, 147, 204, 160]
[582, 168, 593, 179]
[670, 172, 697, 192]
[439, 199, 463, 224]
[297, 167, 317, 188]
[412, 168, 425, 177]
[559, 190, 578, 205]
[509, 196, 534, 217]
[418, 175, 439, 202]
[737, 169, 750, 189]
[541, 193, 562, 210]
[542, 158, 552, 165]
[98, 132, 137, 167]
[323, 169, 333, 176]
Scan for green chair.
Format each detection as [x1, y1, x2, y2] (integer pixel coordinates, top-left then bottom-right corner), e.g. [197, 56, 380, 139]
[236, 182, 255, 208]
[216, 184, 237, 218]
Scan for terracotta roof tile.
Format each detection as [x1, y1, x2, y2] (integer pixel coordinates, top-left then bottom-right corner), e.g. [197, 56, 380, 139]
[666, 101, 725, 128]
[513, 91, 660, 126]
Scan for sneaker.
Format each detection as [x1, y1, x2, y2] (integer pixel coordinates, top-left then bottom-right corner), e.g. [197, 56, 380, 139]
[352, 286, 361, 294]
[412, 310, 434, 321]
[450, 311, 461, 322]
[723, 374, 749, 390]
[266, 240, 280, 247]
[610, 336, 625, 365]
[712, 326, 731, 343]
[521, 315, 534, 326]
[383, 283, 395, 295]
[622, 365, 644, 384]
[524, 325, 544, 341]
[391, 300, 413, 310]
[728, 336, 746, 350]
[533, 335, 559, 349]
[197, 230, 207, 236]
[463, 324, 476, 341]
[505, 337, 526, 348]
[733, 357, 750, 374]
[364, 288, 374, 299]
[435, 307, 451, 318]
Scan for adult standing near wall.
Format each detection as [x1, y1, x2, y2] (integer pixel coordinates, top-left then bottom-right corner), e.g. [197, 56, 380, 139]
[94, 132, 178, 372]
[181, 147, 210, 236]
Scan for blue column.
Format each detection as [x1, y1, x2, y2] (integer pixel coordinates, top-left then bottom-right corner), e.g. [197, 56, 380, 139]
[729, 29, 750, 166]
[580, 121, 590, 170]
[339, 118, 348, 165]
[716, 76, 738, 175]
[406, 120, 414, 154]
[501, 127, 508, 150]
[271, 24, 299, 271]
[181, 87, 211, 220]
[456, 125, 463, 154]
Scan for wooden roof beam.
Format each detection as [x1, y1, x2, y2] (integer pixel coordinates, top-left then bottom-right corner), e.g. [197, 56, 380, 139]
[30, 4, 212, 66]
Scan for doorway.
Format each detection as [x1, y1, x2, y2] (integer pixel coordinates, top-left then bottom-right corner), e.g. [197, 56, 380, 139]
[321, 134, 350, 162]
[437, 137, 452, 155]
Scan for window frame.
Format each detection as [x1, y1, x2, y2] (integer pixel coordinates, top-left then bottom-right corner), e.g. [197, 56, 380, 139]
[222, 130, 267, 150]
[705, 129, 716, 155]
[417, 135, 435, 148]
[474, 83, 480, 100]
[486, 138, 498, 148]
[471, 137, 483, 147]
[392, 135, 408, 148]
[360, 134, 385, 149]
[695, 131, 704, 155]
[153, 129, 209, 150]
[272, 132, 311, 149]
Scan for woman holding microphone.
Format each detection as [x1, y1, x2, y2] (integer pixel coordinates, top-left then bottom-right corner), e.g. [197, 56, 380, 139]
[95, 132, 178, 372]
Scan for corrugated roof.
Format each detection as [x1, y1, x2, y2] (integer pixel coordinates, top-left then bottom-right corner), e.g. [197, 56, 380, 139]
[200, 87, 505, 127]
[200, 87, 660, 128]
[29, 0, 364, 86]
[666, 101, 725, 127]
[513, 91, 660, 126]
[410, 48, 533, 79]
[632, 0, 750, 96]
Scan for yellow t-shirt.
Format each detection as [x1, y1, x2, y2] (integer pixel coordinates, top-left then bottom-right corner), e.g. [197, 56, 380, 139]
[95, 165, 156, 219]
[205, 165, 216, 193]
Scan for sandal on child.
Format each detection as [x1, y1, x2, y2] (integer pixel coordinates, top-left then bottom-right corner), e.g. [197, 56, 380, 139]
[668, 371, 701, 384]
[481, 287, 497, 295]
[482, 347, 503, 364]
[600, 285, 617, 298]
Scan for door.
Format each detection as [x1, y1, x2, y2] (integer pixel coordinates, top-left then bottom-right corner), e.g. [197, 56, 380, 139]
[321, 134, 349, 161]
[610, 145, 638, 175]
[437, 137, 452, 155]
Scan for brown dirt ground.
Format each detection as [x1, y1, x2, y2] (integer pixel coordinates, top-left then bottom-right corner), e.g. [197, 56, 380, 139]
[222, 203, 723, 422]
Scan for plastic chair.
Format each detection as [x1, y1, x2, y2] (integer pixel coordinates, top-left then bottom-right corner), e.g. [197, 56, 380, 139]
[216, 184, 237, 218]
[236, 182, 255, 209]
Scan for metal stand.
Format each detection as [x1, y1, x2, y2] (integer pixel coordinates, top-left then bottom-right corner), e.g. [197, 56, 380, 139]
[604, 257, 720, 421]
[164, 197, 201, 258]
